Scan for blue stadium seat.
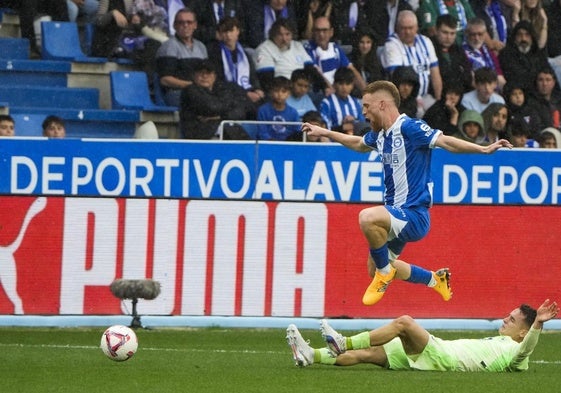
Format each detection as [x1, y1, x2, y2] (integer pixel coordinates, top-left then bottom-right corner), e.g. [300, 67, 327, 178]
[0, 38, 30, 59]
[41, 21, 106, 63]
[10, 114, 45, 137]
[0, 85, 99, 108]
[9, 107, 140, 138]
[0, 59, 69, 86]
[109, 71, 178, 112]
[152, 73, 167, 106]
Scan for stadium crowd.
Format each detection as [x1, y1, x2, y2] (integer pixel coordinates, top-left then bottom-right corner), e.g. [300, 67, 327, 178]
[1, 0, 561, 146]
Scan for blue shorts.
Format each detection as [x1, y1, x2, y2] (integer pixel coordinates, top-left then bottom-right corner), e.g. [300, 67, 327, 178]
[385, 205, 430, 259]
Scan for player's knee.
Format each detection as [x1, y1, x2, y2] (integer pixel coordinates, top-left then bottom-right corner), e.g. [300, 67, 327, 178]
[358, 208, 378, 228]
[393, 315, 416, 333]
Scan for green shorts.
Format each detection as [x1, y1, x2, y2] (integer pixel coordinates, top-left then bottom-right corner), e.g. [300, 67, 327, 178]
[383, 336, 457, 371]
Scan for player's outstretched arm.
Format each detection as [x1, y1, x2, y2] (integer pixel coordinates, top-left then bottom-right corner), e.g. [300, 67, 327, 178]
[435, 134, 513, 154]
[533, 299, 559, 330]
[301, 122, 371, 152]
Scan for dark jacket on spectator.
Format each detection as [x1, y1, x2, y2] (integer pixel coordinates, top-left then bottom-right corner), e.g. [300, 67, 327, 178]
[193, 0, 246, 46]
[504, 82, 545, 138]
[242, 0, 296, 48]
[423, 97, 466, 136]
[431, 36, 472, 94]
[545, 0, 561, 58]
[364, 0, 412, 45]
[392, 66, 420, 118]
[180, 80, 254, 139]
[498, 21, 550, 94]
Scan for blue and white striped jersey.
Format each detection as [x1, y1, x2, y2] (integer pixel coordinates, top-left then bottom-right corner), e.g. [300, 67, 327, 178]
[363, 114, 442, 208]
[382, 33, 439, 97]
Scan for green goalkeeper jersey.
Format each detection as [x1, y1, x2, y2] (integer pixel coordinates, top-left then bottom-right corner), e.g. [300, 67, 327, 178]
[384, 327, 541, 372]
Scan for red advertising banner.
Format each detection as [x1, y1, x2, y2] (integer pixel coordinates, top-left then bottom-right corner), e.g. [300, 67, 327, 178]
[0, 196, 559, 319]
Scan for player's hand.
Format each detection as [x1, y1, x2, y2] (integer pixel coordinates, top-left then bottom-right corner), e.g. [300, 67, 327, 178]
[536, 299, 559, 323]
[301, 122, 327, 137]
[484, 139, 512, 153]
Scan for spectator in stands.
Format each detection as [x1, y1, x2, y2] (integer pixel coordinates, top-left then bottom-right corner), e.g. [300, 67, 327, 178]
[298, 0, 333, 40]
[243, 0, 296, 49]
[42, 115, 66, 138]
[507, 117, 539, 147]
[67, 0, 99, 23]
[515, 0, 548, 49]
[319, 67, 366, 133]
[92, 0, 132, 58]
[504, 82, 544, 137]
[192, 0, 245, 46]
[253, 18, 327, 95]
[155, 8, 208, 107]
[453, 109, 487, 144]
[299, 110, 330, 142]
[348, 29, 385, 95]
[538, 126, 561, 148]
[364, 0, 412, 45]
[470, 0, 509, 53]
[286, 69, 317, 119]
[207, 17, 265, 110]
[179, 59, 253, 140]
[418, 0, 475, 46]
[0, 0, 69, 57]
[461, 66, 505, 113]
[545, 0, 561, 83]
[462, 17, 506, 91]
[498, 20, 549, 94]
[431, 14, 473, 94]
[0, 114, 15, 137]
[528, 67, 561, 129]
[329, 0, 372, 47]
[304, 16, 366, 94]
[482, 102, 509, 142]
[423, 84, 465, 136]
[391, 66, 421, 118]
[257, 76, 300, 141]
[381, 10, 443, 108]
[92, 0, 169, 61]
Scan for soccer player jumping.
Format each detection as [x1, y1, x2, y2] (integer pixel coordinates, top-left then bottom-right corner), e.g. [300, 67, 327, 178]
[302, 81, 512, 306]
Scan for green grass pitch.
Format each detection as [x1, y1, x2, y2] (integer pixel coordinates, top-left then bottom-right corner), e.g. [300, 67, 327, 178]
[0, 326, 560, 393]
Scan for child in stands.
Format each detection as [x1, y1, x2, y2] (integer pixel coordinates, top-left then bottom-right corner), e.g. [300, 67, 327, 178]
[319, 67, 366, 134]
[257, 76, 301, 141]
[0, 114, 15, 137]
[286, 69, 317, 119]
[42, 115, 66, 138]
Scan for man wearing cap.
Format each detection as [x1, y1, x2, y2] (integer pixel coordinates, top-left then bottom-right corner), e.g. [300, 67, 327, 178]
[179, 59, 254, 140]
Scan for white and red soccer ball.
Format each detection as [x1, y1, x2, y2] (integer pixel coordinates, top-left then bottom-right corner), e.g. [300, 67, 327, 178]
[100, 325, 138, 361]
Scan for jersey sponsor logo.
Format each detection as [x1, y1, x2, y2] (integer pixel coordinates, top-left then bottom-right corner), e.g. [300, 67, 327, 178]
[393, 136, 404, 148]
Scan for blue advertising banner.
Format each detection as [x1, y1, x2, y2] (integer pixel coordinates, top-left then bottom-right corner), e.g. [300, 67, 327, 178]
[0, 138, 559, 204]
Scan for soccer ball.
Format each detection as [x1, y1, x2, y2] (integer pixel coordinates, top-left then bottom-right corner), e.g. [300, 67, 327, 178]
[100, 325, 138, 361]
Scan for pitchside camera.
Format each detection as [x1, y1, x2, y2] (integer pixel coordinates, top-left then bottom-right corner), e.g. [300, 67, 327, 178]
[110, 279, 161, 329]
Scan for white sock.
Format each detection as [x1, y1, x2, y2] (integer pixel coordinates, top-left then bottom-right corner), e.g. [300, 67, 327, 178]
[427, 275, 437, 287]
[378, 265, 393, 275]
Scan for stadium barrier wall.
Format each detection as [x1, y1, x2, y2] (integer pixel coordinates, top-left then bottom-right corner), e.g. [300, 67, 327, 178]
[0, 138, 559, 320]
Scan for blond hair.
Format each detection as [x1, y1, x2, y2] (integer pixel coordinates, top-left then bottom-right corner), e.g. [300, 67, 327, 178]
[363, 80, 401, 107]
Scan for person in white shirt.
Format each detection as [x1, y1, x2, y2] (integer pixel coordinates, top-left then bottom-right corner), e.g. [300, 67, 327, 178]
[382, 10, 443, 109]
[253, 17, 329, 95]
[461, 66, 505, 113]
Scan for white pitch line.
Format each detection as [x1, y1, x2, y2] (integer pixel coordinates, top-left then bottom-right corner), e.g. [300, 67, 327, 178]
[0, 343, 560, 364]
[0, 342, 281, 354]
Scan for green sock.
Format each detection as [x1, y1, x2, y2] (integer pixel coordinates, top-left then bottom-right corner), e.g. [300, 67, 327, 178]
[316, 348, 336, 365]
[349, 331, 371, 350]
